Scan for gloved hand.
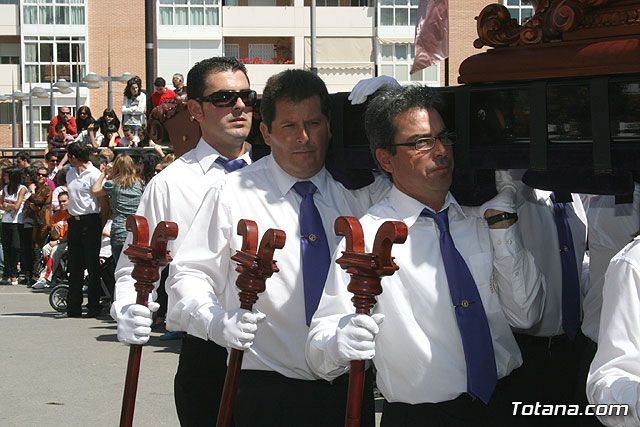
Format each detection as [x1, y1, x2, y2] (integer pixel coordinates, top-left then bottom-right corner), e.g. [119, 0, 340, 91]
[328, 313, 385, 366]
[208, 308, 266, 351]
[479, 170, 517, 215]
[348, 76, 401, 105]
[115, 301, 160, 345]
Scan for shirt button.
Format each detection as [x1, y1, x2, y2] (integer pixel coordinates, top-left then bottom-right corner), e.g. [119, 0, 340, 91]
[515, 271, 520, 277]
[497, 240, 502, 245]
[508, 239, 513, 245]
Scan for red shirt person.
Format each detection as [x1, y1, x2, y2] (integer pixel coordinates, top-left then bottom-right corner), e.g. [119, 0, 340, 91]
[48, 106, 78, 140]
[151, 76, 176, 107]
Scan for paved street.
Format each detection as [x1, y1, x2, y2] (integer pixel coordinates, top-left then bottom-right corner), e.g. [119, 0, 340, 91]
[0, 284, 180, 427]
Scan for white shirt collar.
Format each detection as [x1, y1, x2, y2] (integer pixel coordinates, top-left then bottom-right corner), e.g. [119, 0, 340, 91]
[386, 185, 466, 228]
[266, 154, 329, 198]
[194, 137, 252, 174]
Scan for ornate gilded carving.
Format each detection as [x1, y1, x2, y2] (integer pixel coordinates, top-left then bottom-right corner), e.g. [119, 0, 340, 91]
[474, 0, 631, 49]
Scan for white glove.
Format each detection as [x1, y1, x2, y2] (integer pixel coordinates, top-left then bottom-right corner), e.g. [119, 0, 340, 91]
[115, 302, 160, 345]
[348, 76, 401, 105]
[328, 313, 385, 367]
[208, 308, 266, 351]
[479, 170, 517, 215]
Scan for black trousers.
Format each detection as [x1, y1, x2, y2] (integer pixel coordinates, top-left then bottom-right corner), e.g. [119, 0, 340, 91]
[1, 222, 22, 278]
[19, 225, 33, 277]
[174, 335, 229, 427]
[234, 368, 375, 427]
[66, 214, 102, 316]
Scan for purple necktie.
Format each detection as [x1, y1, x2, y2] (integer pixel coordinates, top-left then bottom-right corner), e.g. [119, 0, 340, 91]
[293, 181, 330, 325]
[421, 207, 498, 404]
[550, 193, 581, 340]
[215, 157, 247, 172]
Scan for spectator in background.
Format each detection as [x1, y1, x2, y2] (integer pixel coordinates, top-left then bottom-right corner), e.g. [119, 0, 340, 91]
[51, 169, 68, 212]
[20, 167, 36, 285]
[135, 152, 160, 186]
[24, 166, 52, 251]
[0, 168, 28, 285]
[101, 148, 115, 164]
[47, 122, 75, 153]
[75, 106, 94, 132]
[95, 108, 120, 136]
[15, 152, 30, 169]
[172, 73, 186, 96]
[119, 126, 139, 148]
[122, 76, 146, 134]
[32, 191, 70, 289]
[152, 76, 176, 108]
[91, 123, 120, 148]
[92, 154, 143, 262]
[45, 151, 59, 182]
[138, 127, 165, 158]
[47, 106, 77, 141]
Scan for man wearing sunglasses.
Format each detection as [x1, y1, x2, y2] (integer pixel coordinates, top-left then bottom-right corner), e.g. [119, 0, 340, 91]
[306, 85, 545, 426]
[47, 106, 78, 142]
[111, 57, 255, 426]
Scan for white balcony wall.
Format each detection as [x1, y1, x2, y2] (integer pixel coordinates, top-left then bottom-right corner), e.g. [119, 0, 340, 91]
[0, 4, 19, 36]
[157, 25, 222, 40]
[157, 39, 223, 87]
[244, 63, 297, 94]
[0, 64, 19, 95]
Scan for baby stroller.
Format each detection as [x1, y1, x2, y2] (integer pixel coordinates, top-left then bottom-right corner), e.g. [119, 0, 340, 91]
[49, 253, 116, 312]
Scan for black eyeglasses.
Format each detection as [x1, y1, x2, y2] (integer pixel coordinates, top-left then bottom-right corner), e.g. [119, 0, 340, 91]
[197, 89, 257, 108]
[391, 132, 457, 151]
[37, 173, 48, 177]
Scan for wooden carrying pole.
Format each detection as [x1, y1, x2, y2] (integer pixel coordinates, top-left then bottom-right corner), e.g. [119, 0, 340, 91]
[334, 216, 407, 427]
[119, 215, 178, 427]
[216, 219, 286, 427]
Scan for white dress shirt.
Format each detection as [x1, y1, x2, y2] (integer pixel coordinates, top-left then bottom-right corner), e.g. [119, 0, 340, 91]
[306, 186, 545, 404]
[582, 183, 640, 342]
[66, 164, 101, 216]
[587, 236, 640, 427]
[511, 175, 588, 337]
[167, 154, 390, 380]
[111, 138, 252, 317]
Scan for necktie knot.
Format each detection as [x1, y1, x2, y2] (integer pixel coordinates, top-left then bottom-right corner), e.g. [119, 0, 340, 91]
[421, 207, 450, 233]
[293, 181, 317, 197]
[215, 157, 247, 172]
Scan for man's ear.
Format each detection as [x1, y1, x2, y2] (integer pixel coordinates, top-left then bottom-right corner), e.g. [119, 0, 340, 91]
[187, 99, 204, 124]
[375, 148, 394, 174]
[260, 122, 271, 147]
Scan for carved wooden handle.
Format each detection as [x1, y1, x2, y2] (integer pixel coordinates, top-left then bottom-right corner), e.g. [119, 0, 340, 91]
[126, 215, 150, 248]
[150, 221, 179, 262]
[335, 216, 365, 253]
[372, 221, 408, 276]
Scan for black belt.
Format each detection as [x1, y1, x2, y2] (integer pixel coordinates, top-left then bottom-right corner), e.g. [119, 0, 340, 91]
[515, 332, 572, 350]
[70, 213, 100, 221]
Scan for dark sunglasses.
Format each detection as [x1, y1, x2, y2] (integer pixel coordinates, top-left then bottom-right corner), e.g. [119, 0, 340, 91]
[198, 89, 257, 108]
[37, 173, 48, 177]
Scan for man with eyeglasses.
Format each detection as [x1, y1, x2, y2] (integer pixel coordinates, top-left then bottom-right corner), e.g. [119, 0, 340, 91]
[47, 106, 77, 142]
[306, 85, 545, 426]
[111, 57, 255, 426]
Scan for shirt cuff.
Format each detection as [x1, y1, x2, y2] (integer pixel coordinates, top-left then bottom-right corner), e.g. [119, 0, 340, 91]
[489, 224, 524, 258]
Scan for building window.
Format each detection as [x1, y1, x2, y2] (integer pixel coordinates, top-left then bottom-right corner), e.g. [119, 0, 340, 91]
[159, 0, 220, 26]
[22, 0, 85, 25]
[25, 105, 55, 146]
[23, 36, 86, 84]
[0, 56, 19, 64]
[504, 0, 534, 24]
[248, 44, 276, 62]
[224, 44, 240, 59]
[379, 0, 418, 26]
[379, 44, 438, 83]
[316, 0, 339, 5]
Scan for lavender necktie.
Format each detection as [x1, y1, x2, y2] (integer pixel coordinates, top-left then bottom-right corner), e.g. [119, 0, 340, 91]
[293, 181, 330, 325]
[550, 193, 581, 340]
[421, 207, 498, 404]
[215, 156, 247, 172]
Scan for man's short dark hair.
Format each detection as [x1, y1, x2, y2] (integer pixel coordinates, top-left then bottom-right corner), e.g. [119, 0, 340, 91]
[58, 106, 70, 114]
[58, 190, 69, 200]
[45, 151, 58, 161]
[16, 152, 30, 163]
[67, 142, 93, 163]
[186, 57, 249, 101]
[364, 85, 443, 174]
[154, 77, 166, 87]
[260, 69, 331, 133]
[55, 122, 65, 132]
[122, 125, 133, 134]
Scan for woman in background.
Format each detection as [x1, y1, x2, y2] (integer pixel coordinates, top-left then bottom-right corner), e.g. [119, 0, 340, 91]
[122, 76, 146, 134]
[0, 168, 28, 285]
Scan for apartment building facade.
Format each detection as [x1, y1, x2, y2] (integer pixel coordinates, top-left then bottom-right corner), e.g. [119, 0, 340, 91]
[0, 0, 533, 148]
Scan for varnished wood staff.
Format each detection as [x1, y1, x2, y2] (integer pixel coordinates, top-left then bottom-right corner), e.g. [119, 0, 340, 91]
[119, 215, 178, 427]
[216, 219, 286, 427]
[334, 216, 408, 427]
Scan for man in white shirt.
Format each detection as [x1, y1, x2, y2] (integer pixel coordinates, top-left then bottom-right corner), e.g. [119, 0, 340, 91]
[168, 69, 389, 426]
[64, 142, 103, 318]
[502, 173, 589, 426]
[111, 57, 255, 426]
[306, 85, 545, 426]
[587, 231, 640, 427]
